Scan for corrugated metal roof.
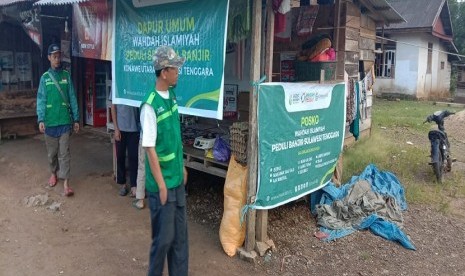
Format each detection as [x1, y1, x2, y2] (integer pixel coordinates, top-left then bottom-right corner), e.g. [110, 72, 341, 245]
[363, 0, 406, 24]
[0, 0, 33, 6]
[385, 0, 445, 30]
[33, 0, 90, 6]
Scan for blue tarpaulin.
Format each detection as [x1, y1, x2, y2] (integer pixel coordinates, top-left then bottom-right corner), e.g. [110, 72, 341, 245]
[310, 164, 416, 250]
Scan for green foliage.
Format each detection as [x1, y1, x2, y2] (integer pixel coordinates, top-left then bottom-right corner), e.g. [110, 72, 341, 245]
[449, 0, 465, 55]
[359, 251, 371, 261]
[342, 99, 465, 213]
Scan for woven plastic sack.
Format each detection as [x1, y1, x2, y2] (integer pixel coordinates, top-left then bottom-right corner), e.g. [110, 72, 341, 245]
[219, 157, 248, 256]
[213, 136, 231, 162]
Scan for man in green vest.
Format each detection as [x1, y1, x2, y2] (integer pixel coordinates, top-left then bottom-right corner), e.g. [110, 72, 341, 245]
[36, 43, 80, 197]
[140, 45, 188, 276]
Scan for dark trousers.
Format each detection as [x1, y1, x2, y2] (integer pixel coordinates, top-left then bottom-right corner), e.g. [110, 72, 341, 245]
[115, 131, 139, 187]
[147, 185, 188, 276]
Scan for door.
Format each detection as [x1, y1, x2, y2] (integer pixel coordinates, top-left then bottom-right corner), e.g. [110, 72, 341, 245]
[84, 59, 95, 125]
[424, 43, 433, 96]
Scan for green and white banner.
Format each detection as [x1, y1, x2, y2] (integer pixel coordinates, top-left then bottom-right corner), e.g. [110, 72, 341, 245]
[112, 0, 229, 119]
[254, 82, 346, 209]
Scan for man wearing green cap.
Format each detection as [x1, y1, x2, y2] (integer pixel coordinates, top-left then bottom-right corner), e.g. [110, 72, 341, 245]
[140, 45, 188, 276]
[36, 43, 79, 197]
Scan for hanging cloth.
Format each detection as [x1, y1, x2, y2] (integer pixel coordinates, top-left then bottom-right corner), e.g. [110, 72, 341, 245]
[349, 82, 361, 141]
[296, 5, 319, 37]
[346, 79, 356, 123]
[275, 11, 293, 42]
[228, 0, 252, 43]
[273, 0, 290, 34]
[278, 0, 291, 14]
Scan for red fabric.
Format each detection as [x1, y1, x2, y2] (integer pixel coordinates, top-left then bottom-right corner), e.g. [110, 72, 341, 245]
[273, 0, 284, 11]
[311, 52, 330, 62]
[310, 48, 336, 62]
[274, 12, 286, 34]
[327, 48, 336, 61]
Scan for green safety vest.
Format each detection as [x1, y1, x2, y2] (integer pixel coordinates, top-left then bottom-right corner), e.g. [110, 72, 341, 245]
[43, 70, 72, 127]
[142, 89, 184, 192]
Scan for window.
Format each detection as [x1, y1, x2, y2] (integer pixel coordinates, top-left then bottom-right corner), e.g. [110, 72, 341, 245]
[441, 61, 445, 70]
[375, 49, 396, 78]
[427, 43, 433, 73]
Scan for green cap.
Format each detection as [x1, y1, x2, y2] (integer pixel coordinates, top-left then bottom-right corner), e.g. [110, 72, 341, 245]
[153, 45, 185, 70]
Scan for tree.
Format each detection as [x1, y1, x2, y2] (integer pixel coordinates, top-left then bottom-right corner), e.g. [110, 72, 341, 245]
[449, 0, 465, 55]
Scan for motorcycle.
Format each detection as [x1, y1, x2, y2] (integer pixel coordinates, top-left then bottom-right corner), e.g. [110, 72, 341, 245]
[424, 110, 455, 183]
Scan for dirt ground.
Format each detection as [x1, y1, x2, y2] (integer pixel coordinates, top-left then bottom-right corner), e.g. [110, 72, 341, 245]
[0, 132, 253, 276]
[1, 110, 465, 276]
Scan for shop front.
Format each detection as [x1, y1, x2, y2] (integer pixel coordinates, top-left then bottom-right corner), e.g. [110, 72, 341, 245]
[5, 0, 404, 258]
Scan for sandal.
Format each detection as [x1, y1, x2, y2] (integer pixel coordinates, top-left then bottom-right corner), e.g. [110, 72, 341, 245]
[48, 175, 57, 187]
[130, 187, 137, 198]
[119, 185, 129, 196]
[63, 187, 74, 197]
[132, 199, 144, 210]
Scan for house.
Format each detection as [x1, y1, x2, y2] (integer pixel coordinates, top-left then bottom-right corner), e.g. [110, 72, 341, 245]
[373, 0, 460, 99]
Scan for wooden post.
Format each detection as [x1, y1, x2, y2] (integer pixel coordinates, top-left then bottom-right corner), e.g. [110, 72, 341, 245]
[255, 0, 274, 243]
[245, 0, 261, 252]
[334, 0, 342, 80]
[264, 0, 274, 83]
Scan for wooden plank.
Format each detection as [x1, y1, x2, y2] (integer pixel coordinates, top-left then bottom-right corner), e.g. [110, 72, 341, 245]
[359, 37, 375, 50]
[360, 28, 376, 39]
[333, 0, 342, 66]
[360, 49, 375, 61]
[360, 14, 376, 31]
[359, 117, 372, 132]
[346, 2, 361, 17]
[337, 28, 346, 51]
[0, 115, 37, 138]
[345, 15, 360, 29]
[345, 27, 360, 41]
[264, 1, 274, 83]
[363, 61, 374, 72]
[345, 39, 359, 52]
[245, 0, 261, 253]
[345, 51, 360, 64]
[182, 146, 228, 178]
[184, 146, 228, 166]
[256, 0, 274, 243]
[256, 210, 268, 242]
[360, 13, 369, 29]
[0, 112, 36, 120]
[345, 63, 359, 77]
[184, 160, 227, 178]
[336, 58, 345, 80]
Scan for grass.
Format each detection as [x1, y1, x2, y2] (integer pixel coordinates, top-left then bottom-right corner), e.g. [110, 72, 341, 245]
[342, 98, 465, 212]
[359, 251, 371, 261]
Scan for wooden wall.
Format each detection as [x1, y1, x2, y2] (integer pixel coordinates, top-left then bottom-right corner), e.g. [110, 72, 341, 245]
[337, 0, 376, 143]
[335, 0, 376, 79]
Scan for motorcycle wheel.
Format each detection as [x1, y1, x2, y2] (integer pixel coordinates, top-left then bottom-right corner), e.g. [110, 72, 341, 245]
[431, 141, 444, 183]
